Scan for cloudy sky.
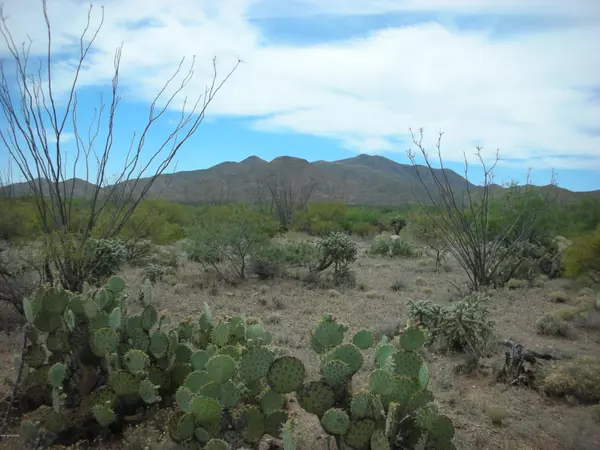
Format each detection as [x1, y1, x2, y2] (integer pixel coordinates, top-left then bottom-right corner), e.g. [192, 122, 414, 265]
[1, 0, 599, 191]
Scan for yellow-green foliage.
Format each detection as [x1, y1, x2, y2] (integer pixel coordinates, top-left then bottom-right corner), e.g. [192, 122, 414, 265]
[563, 225, 600, 279]
[0, 196, 40, 241]
[350, 221, 375, 238]
[116, 199, 193, 244]
[535, 308, 579, 339]
[541, 356, 600, 403]
[294, 201, 347, 235]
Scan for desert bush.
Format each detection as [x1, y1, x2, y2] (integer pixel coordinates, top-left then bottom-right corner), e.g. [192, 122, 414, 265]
[410, 212, 447, 268]
[390, 238, 420, 258]
[549, 291, 569, 303]
[185, 203, 277, 281]
[315, 232, 357, 273]
[0, 242, 40, 317]
[251, 240, 321, 279]
[351, 221, 376, 238]
[407, 294, 495, 359]
[389, 214, 407, 235]
[294, 201, 347, 235]
[541, 356, 600, 403]
[535, 310, 577, 339]
[370, 238, 391, 256]
[123, 239, 156, 266]
[563, 225, 600, 281]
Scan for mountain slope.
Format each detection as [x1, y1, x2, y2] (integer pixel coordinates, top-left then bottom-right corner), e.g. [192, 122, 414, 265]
[2, 154, 598, 205]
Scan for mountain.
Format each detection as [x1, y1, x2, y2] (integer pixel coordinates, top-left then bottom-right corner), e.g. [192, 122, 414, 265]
[2, 154, 599, 206]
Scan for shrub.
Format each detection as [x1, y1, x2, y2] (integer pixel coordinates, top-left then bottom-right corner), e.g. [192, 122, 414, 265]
[535, 310, 577, 339]
[541, 356, 600, 403]
[351, 221, 376, 238]
[141, 263, 167, 284]
[250, 240, 321, 279]
[390, 238, 420, 258]
[390, 280, 405, 292]
[548, 291, 569, 303]
[563, 225, 600, 280]
[123, 239, 156, 266]
[185, 204, 277, 281]
[407, 294, 495, 359]
[370, 238, 391, 256]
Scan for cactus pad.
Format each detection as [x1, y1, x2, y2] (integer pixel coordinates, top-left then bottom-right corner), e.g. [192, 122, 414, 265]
[369, 368, 395, 396]
[240, 346, 275, 383]
[346, 418, 377, 449]
[108, 307, 121, 330]
[246, 323, 272, 345]
[33, 312, 62, 333]
[141, 305, 158, 331]
[175, 343, 194, 363]
[370, 429, 391, 450]
[242, 405, 266, 442]
[176, 386, 195, 412]
[48, 363, 66, 388]
[123, 349, 150, 374]
[267, 356, 306, 393]
[184, 370, 211, 393]
[168, 411, 196, 442]
[219, 379, 241, 408]
[219, 345, 241, 360]
[376, 343, 396, 369]
[185, 350, 207, 372]
[352, 329, 374, 349]
[418, 363, 429, 390]
[171, 362, 193, 387]
[129, 328, 150, 351]
[149, 331, 169, 358]
[415, 402, 439, 430]
[106, 276, 125, 293]
[265, 410, 288, 438]
[321, 408, 350, 435]
[259, 389, 285, 415]
[25, 345, 46, 368]
[400, 327, 426, 351]
[199, 302, 212, 331]
[297, 381, 335, 418]
[205, 439, 229, 450]
[191, 395, 222, 425]
[384, 376, 419, 405]
[92, 404, 115, 427]
[351, 391, 384, 422]
[108, 370, 139, 396]
[429, 414, 455, 442]
[326, 343, 363, 375]
[94, 289, 110, 310]
[310, 320, 345, 354]
[206, 354, 236, 384]
[392, 350, 422, 378]
[212, 321, 230, 347]
[42, 288, 69, 314]
[229, 316, 246, 340]
[138, 379, 160, 404]
[321, 359, 351, 387]
[90, 328, 119, 356]
[198, 381, 221, 400]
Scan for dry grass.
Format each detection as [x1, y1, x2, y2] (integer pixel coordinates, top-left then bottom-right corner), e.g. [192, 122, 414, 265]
[1, 235, 600, 450]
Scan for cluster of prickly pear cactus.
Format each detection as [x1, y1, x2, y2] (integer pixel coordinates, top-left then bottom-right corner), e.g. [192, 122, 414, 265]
[167, 307, 307, 448]
[294, 314, 455, 450]
[17, 277, 303, 448]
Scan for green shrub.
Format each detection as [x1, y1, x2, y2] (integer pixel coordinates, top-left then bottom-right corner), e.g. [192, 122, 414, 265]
[185, 204, 277, 281]
[407, 294, 495, 359]
[390, 238, 420, 258]
[370, 238, 391, 256]
[535, 311, 577, 339]
[351, 221, 376, 238]
[250, 240, 321, 279]
[563, 226, 600, 280]
[541, 356, 600, 403]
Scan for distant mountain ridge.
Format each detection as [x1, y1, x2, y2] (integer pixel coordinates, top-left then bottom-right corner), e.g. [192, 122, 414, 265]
[2, 154, 599, 205]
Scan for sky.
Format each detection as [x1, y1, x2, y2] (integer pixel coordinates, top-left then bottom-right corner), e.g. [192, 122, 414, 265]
[0, 0, 599, 192]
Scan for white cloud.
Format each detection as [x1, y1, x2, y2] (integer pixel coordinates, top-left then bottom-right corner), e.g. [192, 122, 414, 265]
[1, 0, 599, 171]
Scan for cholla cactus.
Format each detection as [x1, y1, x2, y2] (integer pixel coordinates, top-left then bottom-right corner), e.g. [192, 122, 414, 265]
[316, 232, 358, 273]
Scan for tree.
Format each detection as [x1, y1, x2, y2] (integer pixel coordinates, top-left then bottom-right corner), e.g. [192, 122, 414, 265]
[185, 204, 277, 281]
[407, 129, 552, 290]
[261, 174, 319, 230]
[0, 1, 239, 291]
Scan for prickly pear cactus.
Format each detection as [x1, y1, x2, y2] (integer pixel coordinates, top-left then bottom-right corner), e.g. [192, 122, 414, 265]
[295, 314, 455, 450]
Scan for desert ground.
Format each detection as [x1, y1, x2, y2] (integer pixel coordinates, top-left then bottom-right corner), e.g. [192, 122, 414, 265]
[1, 233, 599, 450]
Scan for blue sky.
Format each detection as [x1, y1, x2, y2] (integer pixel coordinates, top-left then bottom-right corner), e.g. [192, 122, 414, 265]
[1, 0, 599, 192]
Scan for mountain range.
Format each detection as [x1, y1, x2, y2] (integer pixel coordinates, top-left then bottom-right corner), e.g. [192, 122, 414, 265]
[2, 154, 599, 206]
